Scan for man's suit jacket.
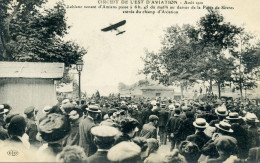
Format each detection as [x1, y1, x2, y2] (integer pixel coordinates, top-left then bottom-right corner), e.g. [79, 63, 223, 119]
[186, 131, 211, 149]
[86, 150, 110, 163]
[79, 116, 97, 157]
[166, 115, 183, 139]
[158, 110, 169, 127]
[140, 122, 157, 139]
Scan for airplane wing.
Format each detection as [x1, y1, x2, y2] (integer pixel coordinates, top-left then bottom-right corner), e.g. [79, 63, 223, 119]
[101, 20, 126, 32]
[116, 31, 126, 35]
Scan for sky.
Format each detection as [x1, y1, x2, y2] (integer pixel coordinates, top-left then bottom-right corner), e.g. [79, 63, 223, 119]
[47, 0, 260, 96]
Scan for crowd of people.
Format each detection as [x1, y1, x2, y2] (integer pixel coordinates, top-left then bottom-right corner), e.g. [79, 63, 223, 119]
[0, 95, 260, 162]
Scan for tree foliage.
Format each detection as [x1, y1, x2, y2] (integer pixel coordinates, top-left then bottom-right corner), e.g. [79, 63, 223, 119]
[0, 0, 87, 67]
[141, 9, 244, 97]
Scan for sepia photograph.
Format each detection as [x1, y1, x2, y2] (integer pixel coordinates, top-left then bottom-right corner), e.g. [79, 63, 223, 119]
[0, 0, 260, 162]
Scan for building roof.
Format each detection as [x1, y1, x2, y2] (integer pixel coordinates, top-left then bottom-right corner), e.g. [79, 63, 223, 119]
[140, 85, 174, 91]
[0, 62, 64, 79]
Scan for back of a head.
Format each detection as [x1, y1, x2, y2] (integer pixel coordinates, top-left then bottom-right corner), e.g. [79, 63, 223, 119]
[107, 142, 141, 163]
[179, 141, 200, 161]
[214, 135, 238, 155]
[56, 145, 86, 163]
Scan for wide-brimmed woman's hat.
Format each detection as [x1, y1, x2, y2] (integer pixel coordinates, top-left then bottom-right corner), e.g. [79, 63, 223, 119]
[226, 112, 242, 120]
[193, 118, 209, 128]
[215, 105, 228, 116]
[86, 105, 101, 113]
[215, 121, 233, 133]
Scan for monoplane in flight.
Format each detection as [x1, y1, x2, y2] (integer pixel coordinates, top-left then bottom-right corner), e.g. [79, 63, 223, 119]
[101, 20, 126, 35]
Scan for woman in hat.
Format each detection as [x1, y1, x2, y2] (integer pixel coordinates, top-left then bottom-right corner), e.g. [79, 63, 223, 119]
[37, 113, 70, 161]
[114, 117, 139, 145]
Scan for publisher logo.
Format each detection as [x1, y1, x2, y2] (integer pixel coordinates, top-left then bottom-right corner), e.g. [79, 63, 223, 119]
[7, 150, 19, 156]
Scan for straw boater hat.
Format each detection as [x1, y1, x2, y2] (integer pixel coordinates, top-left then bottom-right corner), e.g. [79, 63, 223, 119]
[215, 105, 228, 116]
[193, 118, 209, 128]
[215, 121, 233, 133]
[86, 105, 101, 113]
[226, 112, 242, 120]
[245, 113, 259, 123]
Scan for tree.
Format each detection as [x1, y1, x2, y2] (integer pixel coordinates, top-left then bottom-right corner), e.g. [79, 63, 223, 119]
[231, 32, 260, 99]
[195, 9, 241, 94]
[141, 9, 241, 97]
[0, 0, 87, 66]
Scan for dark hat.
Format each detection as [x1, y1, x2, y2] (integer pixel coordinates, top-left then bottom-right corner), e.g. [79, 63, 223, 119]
[149, 115, 159, 121]
[215, 105, 228, 116]
[226, 112, 242, 120]
[38, 113, 70, 142]
[8, 115, 26, 136]
[107, 109, 118, 116]
[91, 125, 118, 137]
[86, 105, 101, 113]
[107, 142, 141, 162]
[193, 118, 208, 128]
[215, 121, 233, 133]
[24, 106, 35, 115]
[174, 108, 181, 115]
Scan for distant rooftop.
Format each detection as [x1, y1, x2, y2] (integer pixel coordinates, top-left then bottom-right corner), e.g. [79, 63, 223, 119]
[140, 85, 174, 91]
[0, 62, 64, 79]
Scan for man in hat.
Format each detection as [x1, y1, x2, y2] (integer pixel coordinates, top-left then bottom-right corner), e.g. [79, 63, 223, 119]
[140, 115, 159, 139]
[24, 106, 39, 146]
[79, 105, 101, 157]
[86, 125, 118, 163]
[158, 104, 169, 145]
[245, 113, 260, 149]
[186, 118, 211, 150]
[209, 105, 228, 127]
[201, 121, 235, 159]
[63, 107, 83, 146]
[227, 112, 249, 159]
[166, 108, 184, 151]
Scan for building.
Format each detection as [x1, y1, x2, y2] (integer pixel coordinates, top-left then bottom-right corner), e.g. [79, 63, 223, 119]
[0, 62, 64, 115]
[140, 85, 175, 98]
